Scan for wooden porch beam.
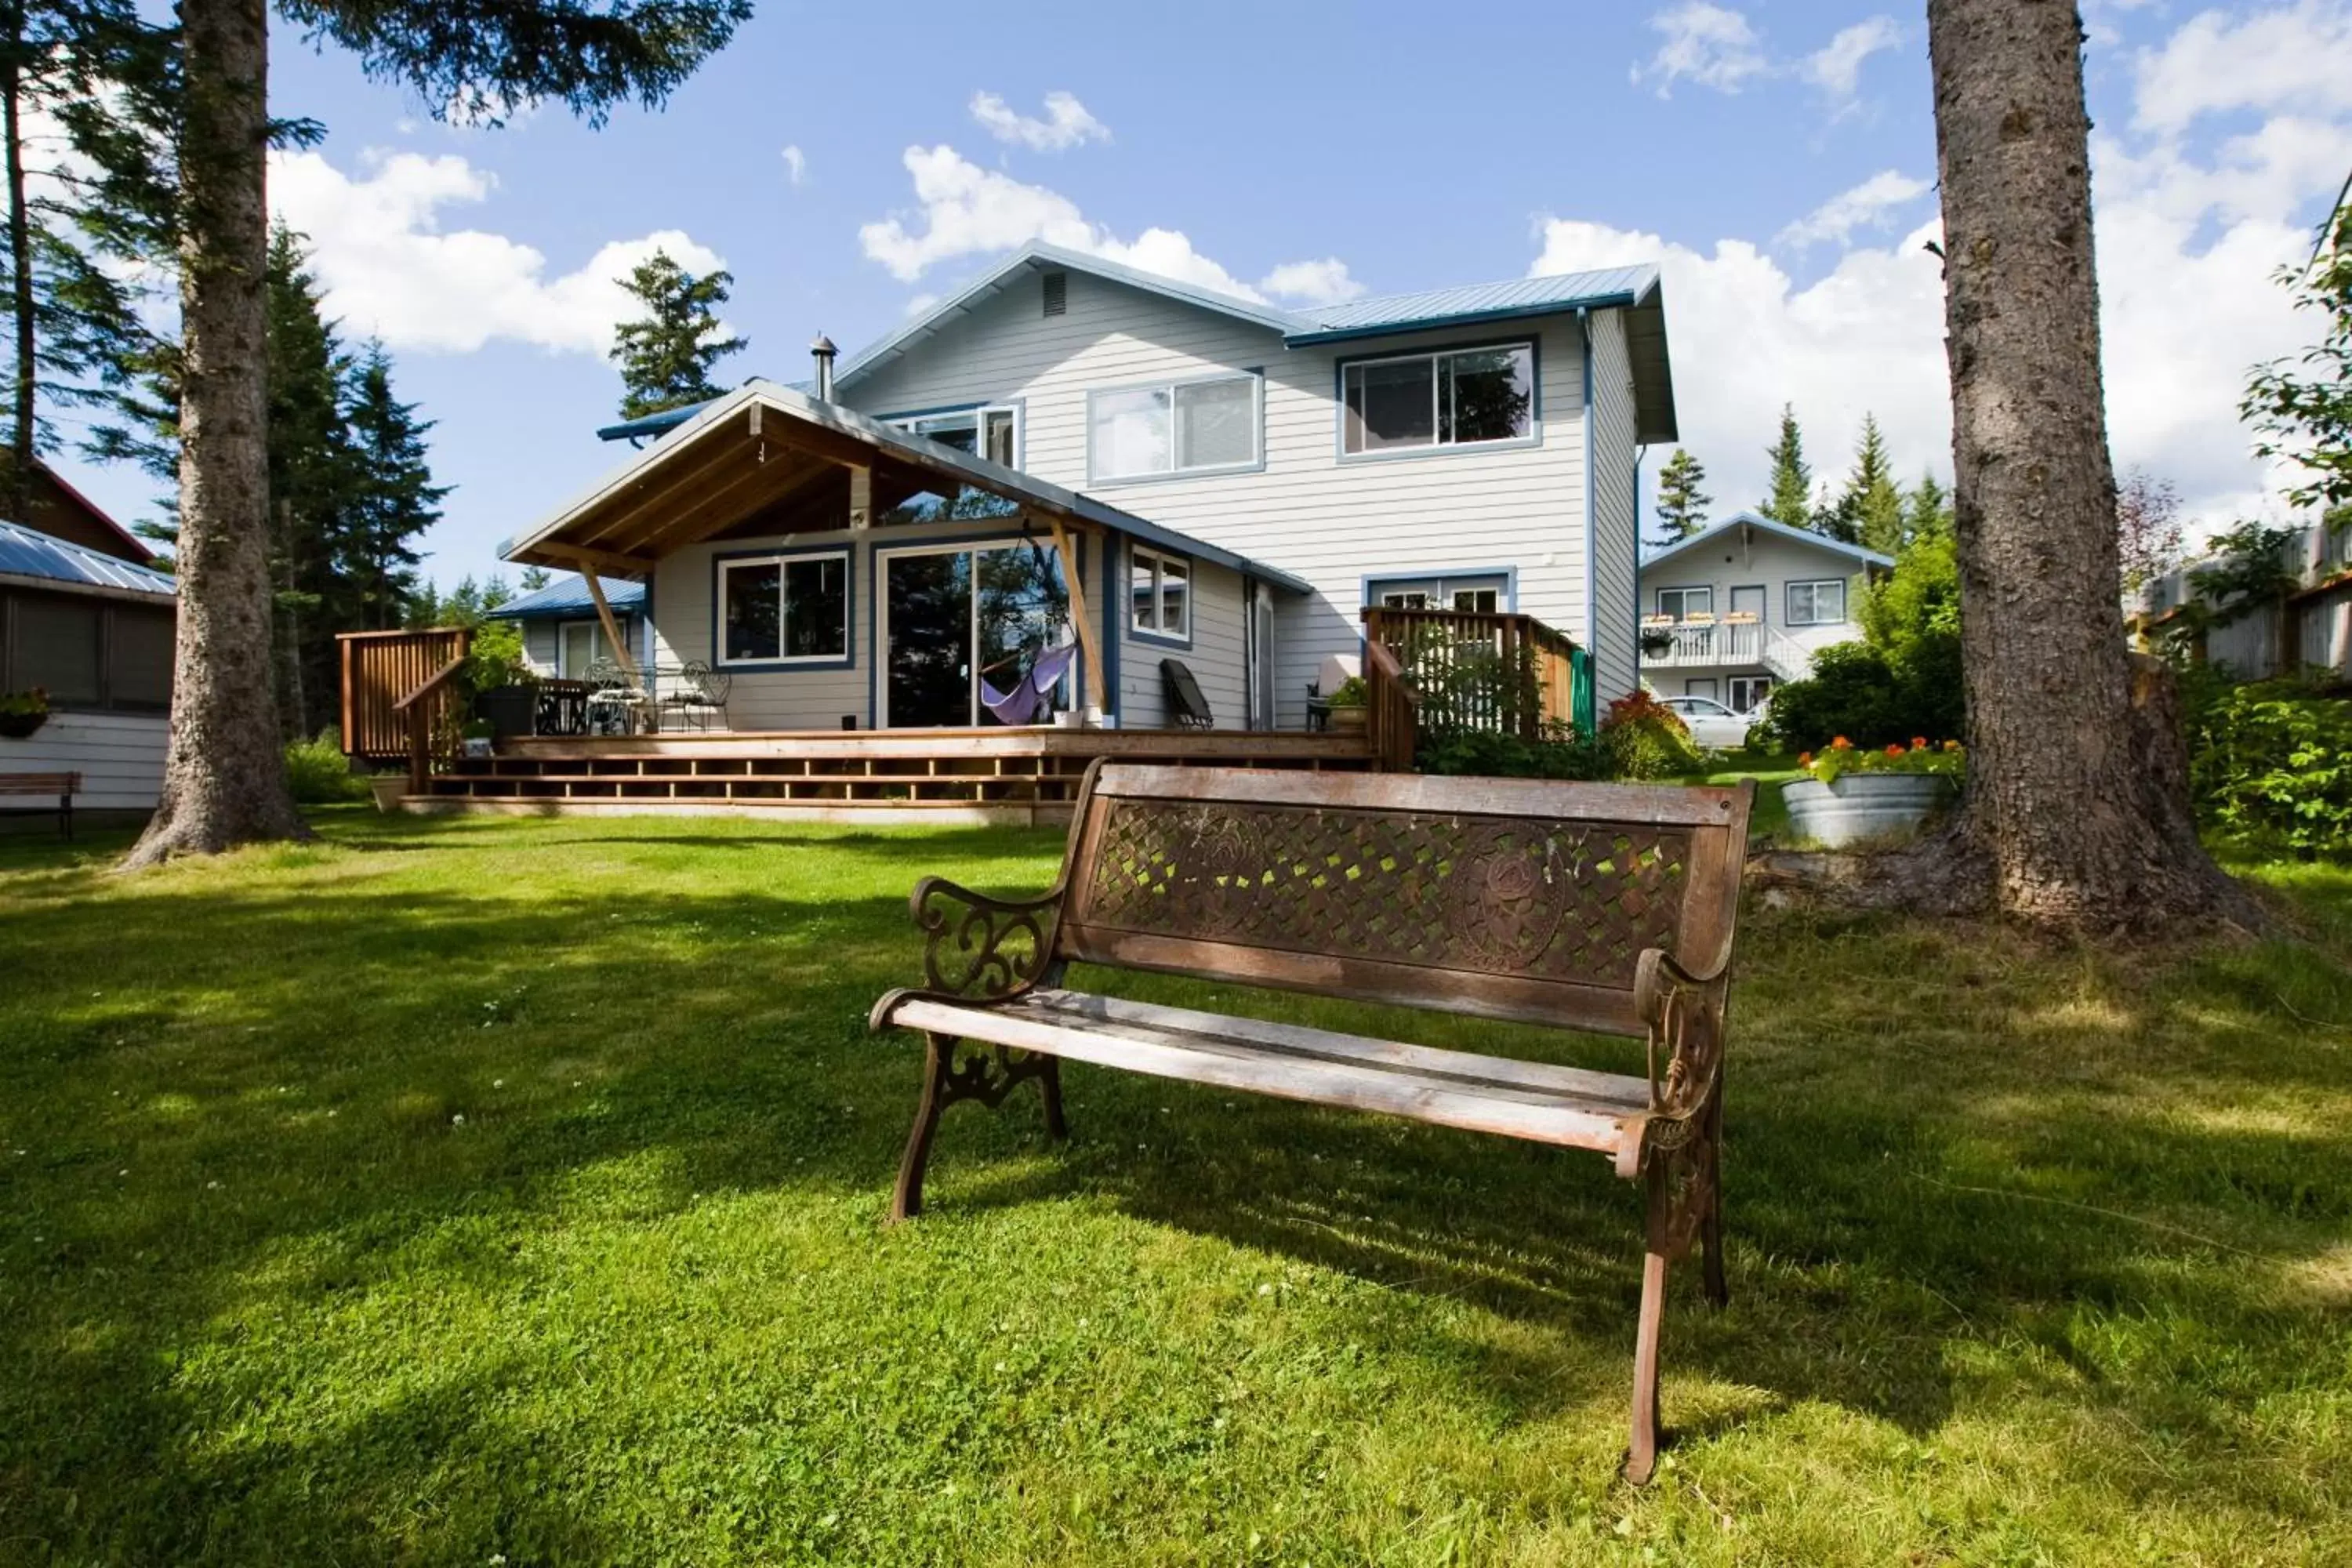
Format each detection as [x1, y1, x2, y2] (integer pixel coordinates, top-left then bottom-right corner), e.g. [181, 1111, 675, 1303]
[581, 568, 646, 696]
[1046, 515, 1108, 717]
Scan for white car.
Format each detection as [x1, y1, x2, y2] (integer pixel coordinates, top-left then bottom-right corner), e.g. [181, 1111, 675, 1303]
[1656, 694, 1758, 750]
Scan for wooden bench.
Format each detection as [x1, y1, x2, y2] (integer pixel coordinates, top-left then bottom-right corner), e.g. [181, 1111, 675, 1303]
[871, 762, 1754, 1482]
[0, 771, 79, 840]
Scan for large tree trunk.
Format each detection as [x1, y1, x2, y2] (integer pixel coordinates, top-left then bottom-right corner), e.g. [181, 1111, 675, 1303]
[122, 0, 306, 867]
[3, 30, 35, 523]
[1919, 0, 2257, 931]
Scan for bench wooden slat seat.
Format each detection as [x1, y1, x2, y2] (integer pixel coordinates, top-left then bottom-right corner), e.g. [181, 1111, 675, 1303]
[871, 761, 1753, 1484]
[891, 989, 1650, 1152]
[0, 771, 79, 840]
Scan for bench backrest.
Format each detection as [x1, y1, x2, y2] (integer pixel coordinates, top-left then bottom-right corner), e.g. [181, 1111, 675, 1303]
[1055, 764, 1751, 1037]
[0, 771, 79, 796]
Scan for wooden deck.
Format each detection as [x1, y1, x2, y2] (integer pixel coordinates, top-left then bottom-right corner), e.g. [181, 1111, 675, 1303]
[401, 726, 1377, 826]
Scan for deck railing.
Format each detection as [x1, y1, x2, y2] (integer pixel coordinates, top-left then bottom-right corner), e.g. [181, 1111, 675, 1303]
[339, 627, 470, 769]
[1361, 606, 1593, 744]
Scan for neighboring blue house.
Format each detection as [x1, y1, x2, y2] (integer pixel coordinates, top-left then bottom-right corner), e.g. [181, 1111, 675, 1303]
[486, 574, 653, 679]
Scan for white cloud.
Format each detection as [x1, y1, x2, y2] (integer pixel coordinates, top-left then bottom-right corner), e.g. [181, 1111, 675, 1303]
[1800, 16, 1903, 103]
[2132, 0, 2352, 135]
[1635, 2, 1769, 96]
[1774, 169, 1933, 249]
[968, 90, 1109, 152]
[270, 148, 725, 355]
[1535, 10, 2348, 541]
[858, 143, 1267, 301]
[1258, 257, 1366, 306]
[780, 144, 807, 185]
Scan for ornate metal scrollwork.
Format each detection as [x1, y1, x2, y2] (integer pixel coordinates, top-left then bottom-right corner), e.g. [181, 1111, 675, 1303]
[929, 1033, 1059, 1111]
[912, 878, 1059, 1000]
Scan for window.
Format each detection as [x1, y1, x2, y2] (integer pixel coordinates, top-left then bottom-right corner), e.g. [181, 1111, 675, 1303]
[0, 590, 172, 710]
[1370, 572, 1508, 615]
[1341, 342, 1534, 456]
[559, 619, 625, 677]
[1452, 586, 1498, 614]
[895, 405, 1021, 468]
[719, 553, 848, 664]
[1656, 585, 1713, 622]
[1088, 374, 1260, 481]
[1786, 579, 1848, 626]
[1130, 545, 1190, 639]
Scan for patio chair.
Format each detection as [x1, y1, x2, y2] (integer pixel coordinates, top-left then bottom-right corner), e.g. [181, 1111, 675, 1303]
[1161, 659, 1214, 728]
[980, 642, 1079, 726]
[657, 661, 731, 733]
[583, 658, 649, 736]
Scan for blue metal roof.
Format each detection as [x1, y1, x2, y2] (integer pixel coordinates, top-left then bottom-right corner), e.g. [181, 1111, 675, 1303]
[1281, 264, 1662, 344]
[485, 574, 646, 619]
[1642, 510, 1897, 571]
[0, 518, 176, 597]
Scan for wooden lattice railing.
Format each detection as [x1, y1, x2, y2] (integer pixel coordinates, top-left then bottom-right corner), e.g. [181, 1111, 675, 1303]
[339, 627, 470, 771]
[1360, 606, 1593, 744]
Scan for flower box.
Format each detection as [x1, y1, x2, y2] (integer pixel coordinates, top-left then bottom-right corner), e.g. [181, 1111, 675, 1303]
[1782, 773, 1953, 848]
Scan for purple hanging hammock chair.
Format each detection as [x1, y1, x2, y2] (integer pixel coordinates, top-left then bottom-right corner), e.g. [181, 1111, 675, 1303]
[978, 641, 1079, 726]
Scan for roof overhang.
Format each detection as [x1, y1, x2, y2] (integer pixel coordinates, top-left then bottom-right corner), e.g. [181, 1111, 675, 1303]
[0, 568, 174, 607]
[504, 380, 1316, 595]
[1642, 510, 1897, 572]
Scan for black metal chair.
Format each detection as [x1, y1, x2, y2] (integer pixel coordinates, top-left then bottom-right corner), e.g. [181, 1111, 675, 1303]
[1160, 659, 1214, 729]
[656, 661, 731, 733]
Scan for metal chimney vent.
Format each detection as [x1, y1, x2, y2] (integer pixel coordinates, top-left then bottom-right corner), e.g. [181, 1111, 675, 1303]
[1042, 271, 1067, 318]
[810, 332, 837, 401]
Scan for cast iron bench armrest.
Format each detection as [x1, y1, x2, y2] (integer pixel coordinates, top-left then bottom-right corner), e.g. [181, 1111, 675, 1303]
[870, 876, 1069, 1025]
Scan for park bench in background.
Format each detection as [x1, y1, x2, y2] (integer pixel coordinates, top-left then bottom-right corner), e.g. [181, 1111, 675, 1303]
[0, 771, 79, 840]
[872, 762, 1754, 1482]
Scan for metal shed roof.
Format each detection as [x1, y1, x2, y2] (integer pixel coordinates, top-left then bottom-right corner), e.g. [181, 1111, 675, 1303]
[1642, 510, 1897, 571]
[485, 575, 647, 619]
[0, 518, 176, 600]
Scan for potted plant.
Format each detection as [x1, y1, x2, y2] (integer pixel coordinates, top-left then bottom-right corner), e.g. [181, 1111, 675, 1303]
[0, 688, 49, 739]
[1325, 675, 1370, 734]
[1781, 736, 1965, 848]
[459, 717, 497, 760]
[1639, 626, 1677, 659]
[466, 622, 540, 739]
[368, 771, 408, 812]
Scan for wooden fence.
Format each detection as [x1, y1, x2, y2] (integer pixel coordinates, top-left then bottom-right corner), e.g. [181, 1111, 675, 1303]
[1360, 606, 1594, 746]
[338, 628, 470, 771]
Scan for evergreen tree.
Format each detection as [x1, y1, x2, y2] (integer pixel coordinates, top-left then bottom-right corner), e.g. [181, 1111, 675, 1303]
[519, 564, 550, 592]
[1821, 414, 1904, 550]
[1905, 470, 1955, 542]
[0, 0, 163, 520]
[342, 341, 448, 632]
[1759, 404, 1813, 528]
[1650, 448, 1711, 546]
[609, 249, 745, 419]
[264, 223, 358, 735]
[124, 0, 748, 867]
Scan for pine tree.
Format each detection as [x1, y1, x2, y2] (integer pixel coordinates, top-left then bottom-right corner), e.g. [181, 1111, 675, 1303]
[1905, 470, 1954, 542]
[1650, 448, 1711, 546]
[1820, 414, 1904, 550]
[264, 223, 357, 735]
[519, 565, 550, 592]
[342, 341, 448, 633]
[0, 0, 162, 521]
[1759, 404, 1812, 528]
[609, 249, 746, 419]
[123, 0, 748, 867]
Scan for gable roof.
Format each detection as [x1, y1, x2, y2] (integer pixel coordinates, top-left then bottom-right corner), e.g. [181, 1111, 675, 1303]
[601, 241, 1679, 445]
[1642, 510, 1896, 572]
[508, 379, 1317, 596]
[0, 517, 177, 601]
[485, 574, 647, 619]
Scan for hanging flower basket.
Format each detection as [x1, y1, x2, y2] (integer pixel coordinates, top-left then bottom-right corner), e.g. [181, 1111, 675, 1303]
[0, 689, 51, 739]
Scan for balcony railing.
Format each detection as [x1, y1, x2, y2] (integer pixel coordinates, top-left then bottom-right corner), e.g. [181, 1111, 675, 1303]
[1360, 605, 1595, 743]
[1641, 615, 1760, 667]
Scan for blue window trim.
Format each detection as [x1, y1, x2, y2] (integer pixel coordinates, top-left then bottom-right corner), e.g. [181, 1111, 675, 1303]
[1125, 539, 1196, 650]
[1332, 335, 1543, 465]
[864, 524, 1091, 728]
[1360, 565, 1520, 612]
[1086, 367, 1265, 488]
[710, 544, 857, 673]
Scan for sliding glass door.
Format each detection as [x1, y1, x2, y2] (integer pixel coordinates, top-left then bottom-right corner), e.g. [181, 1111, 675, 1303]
[880, 539, 1071, 728]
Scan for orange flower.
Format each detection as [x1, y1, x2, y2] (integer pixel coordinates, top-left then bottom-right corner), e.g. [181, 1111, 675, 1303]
[1885, 743, 1905, 757]
[1831, 735, 1853, 751]
[1797, 750, 1813, 766]
[1942, 739, 1962, 752]
[1911, 736, 1927, 750]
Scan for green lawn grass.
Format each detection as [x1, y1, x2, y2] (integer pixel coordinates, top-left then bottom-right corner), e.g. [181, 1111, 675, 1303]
[3, 810, 2349, 1564]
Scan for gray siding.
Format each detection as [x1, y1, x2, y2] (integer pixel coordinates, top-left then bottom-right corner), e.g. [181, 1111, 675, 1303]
[1116, 550, 1249, 729]
[844, 269, 1603, 730]
[1588, 310, 1641, 700]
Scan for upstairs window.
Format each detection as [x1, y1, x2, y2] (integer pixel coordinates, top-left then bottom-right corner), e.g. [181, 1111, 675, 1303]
[1342, 342, 1534, 456]
[1656, 586, 1713, 622]
[720, 552, 849, 664]
[1089, 374, 1259, 482]
[1786, 579, 1848, 626]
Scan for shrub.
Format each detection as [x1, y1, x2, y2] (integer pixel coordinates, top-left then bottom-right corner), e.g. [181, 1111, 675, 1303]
[285, 729, 369, 804]
[1763, 529, 1964, 750]
[2188, 681, 2352, 856]
[463, 619, 533, 696]
[1601, 690, 1704, 780]
[1418, 721, 1605, 780]
[1327, 676, 1368, 706]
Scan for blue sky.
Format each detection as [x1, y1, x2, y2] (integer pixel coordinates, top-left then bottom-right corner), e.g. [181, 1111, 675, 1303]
[49, 1, 2352, 585]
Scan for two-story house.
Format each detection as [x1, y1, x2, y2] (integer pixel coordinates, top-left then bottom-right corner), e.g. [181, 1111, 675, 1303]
[1635, 511, 1892, 715]
[494, 243, 1675, 743]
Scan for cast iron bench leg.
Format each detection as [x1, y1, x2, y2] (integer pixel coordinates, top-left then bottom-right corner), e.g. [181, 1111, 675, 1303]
[891, 1032, 1069, 1223]
[1624, 1250, 1670, 1484]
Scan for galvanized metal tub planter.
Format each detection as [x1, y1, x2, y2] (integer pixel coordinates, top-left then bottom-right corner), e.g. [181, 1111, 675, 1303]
[1781, 773, 1953, 848]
